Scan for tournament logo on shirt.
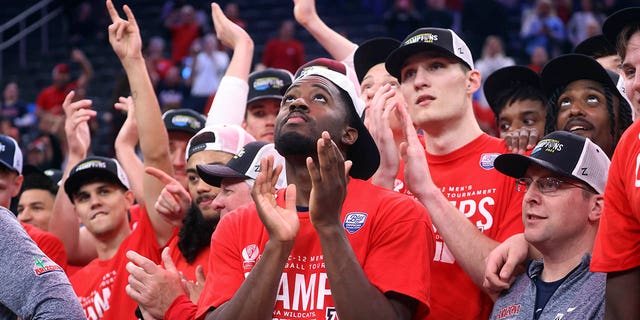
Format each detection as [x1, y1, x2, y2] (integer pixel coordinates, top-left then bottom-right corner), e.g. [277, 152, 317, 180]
[343, 212, 367, 234]
[32, 256, 63, 276]
[242, 244, 260, 273]
[479, 153, 500, 170]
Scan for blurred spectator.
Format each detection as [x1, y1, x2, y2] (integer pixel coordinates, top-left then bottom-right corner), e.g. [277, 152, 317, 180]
[520, 0, 566, 58]
[144, 36, 173, 87]
[25, 134, 63, 171]
[157, 65, 189, 112]
[476, 36, 515, 83]
[383, 0, 422, 40]
[1, 82, 35, 141]
[261, 20, 305, 74]
[475, 35, 516, 107]
[527, 45, 549, 73]
[35, 49, 93, 116]
[423, 0, 454, 29]
[68, 1, 100, 46]
[189, 34, 229, 114]
[164, 4, 202, 64]
[566, 0, 606, 47]
[224, 3, 247, 29]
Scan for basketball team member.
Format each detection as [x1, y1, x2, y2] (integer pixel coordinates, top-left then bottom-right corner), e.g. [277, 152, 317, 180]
[385, 27, 524, 319]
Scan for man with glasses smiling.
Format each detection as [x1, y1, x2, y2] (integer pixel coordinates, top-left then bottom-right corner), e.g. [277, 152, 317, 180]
[484, 130, 610, 319]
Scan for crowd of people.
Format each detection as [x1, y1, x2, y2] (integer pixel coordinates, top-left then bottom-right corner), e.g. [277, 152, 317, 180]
[1, 0, 640, 319]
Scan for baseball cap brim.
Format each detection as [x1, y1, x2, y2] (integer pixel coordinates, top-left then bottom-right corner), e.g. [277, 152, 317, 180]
[484, 66, 542, 116]
[63, 168, 129, 200]
[573, 34, 617, 58]
[541, 54, 617, 98]
[602, 7, 640, 47]
[494, 153, 573, 180]
[386, 44, 466, 80]
[247, 95, 283, 105]
[354, 37, 401, 82]
[197, 164, 247, 187]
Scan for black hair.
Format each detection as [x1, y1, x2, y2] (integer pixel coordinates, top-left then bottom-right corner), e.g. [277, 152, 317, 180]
[19, 173, 58, 199]
[178, 205, 217, 263]
[493, 85, 548, 126]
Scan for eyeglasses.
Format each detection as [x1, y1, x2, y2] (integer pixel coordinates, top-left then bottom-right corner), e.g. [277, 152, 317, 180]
[515, 177, 595, 194]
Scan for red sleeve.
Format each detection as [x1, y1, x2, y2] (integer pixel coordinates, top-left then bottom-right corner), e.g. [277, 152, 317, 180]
[164, 294, 197, 320]
[592, 132, 640, 272]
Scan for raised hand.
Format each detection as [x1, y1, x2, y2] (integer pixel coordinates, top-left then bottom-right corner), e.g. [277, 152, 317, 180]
[252, 155, 298, 243]
[293, 0, 318, 26]
[211, 2, 251, 49]
[397, 101, 431, 200]
[125, 248, 186, 319]
[114, 96, 138, 147]
[307, 131, 351, 229]
[106, 0, 143, 61]
[365, 84, 401, 190]
[63, 90, 96, 159]
[146, 167, 192, 226]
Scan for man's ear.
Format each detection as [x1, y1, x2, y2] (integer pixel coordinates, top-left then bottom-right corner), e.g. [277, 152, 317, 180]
[467, 69, 481, 94]
[341, 126, 358, 147]
[11, 174, 23, 198]
[588, 194, 604, 222]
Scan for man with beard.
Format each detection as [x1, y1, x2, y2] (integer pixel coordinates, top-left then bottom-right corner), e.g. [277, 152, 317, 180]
[190, 58, 434, 320]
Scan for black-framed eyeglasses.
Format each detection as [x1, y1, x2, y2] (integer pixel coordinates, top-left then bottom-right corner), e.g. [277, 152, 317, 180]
[515, 177, 595, 194]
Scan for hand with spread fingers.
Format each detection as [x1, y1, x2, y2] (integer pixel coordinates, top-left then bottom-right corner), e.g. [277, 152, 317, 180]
[106, 0, 143, 62]
[252, 156, 299, 244]
[146, 167, 192, 227]
[125, 248, 186, 319]
[63, 90, 96, 159]
[365, 83, 401, 190]
[504, 127, 540, 155]
[307, 131, 352, 230]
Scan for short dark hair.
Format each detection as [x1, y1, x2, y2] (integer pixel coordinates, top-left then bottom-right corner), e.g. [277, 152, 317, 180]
[493, 85, 548, 125]
[617, 23, 640, 61]
[19, 173, 58, 199]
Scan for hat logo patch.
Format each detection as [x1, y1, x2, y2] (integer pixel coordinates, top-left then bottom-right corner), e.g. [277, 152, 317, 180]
[253, 77, 284, 90]
[532, 139, 563, 155]
[298, 65, 329, 78]
[76, 160, 107, 171]
[405, 33, 439, 45]
[0, 143, 5, 152]
[172, 115, 203, 130]
[480, 153, 500, 170]
[343, 212, 367, 234]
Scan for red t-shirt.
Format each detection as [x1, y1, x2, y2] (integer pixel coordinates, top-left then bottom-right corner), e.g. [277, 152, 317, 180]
[70, 206, 161, 320]
[426, 133, 524, 319]
[261, 38, 305, 74]
[592, 120, 640, 272]
[21, 222, 68, 271]
[166, 234, 210, 283]
[35, 82, 78, 115]
[194, 179, 434, 320]
[170, 23, 200, 63]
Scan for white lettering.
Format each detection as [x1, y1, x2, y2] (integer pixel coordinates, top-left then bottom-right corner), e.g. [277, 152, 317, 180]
[316, 273, 331, 310]
[292, 274, 315, 310]
[275, 273, 290, 309]
[476, 197, 494, 230]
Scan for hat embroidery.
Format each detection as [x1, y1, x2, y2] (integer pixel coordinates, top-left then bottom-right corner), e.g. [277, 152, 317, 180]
[253, 77, 285, 90]
[171, 115, 203, 130]
[532, 139, 563, 155]
[479, 153, 500, 170]
[343, 212, 367, 234]
[405, 33, 439, 45]
[0, 143, 5, 153]
[76, 160, 107, 171]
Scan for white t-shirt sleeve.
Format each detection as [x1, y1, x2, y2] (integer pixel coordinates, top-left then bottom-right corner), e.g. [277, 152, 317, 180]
[205, 75, 249, 127]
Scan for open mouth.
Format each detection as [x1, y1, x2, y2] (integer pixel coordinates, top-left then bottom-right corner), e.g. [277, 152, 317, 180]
[564, 119, 593, 134]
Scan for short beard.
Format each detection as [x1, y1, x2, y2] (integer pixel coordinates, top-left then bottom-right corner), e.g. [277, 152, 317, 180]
[275, 131, 316, 157]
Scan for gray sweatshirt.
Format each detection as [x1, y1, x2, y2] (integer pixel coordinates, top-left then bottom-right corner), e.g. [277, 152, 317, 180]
[0, 208, 85, 320]
[490, 254, 605, 320]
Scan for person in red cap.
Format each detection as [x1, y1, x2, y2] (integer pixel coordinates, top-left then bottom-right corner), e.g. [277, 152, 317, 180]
[35, 48, 93, 116]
